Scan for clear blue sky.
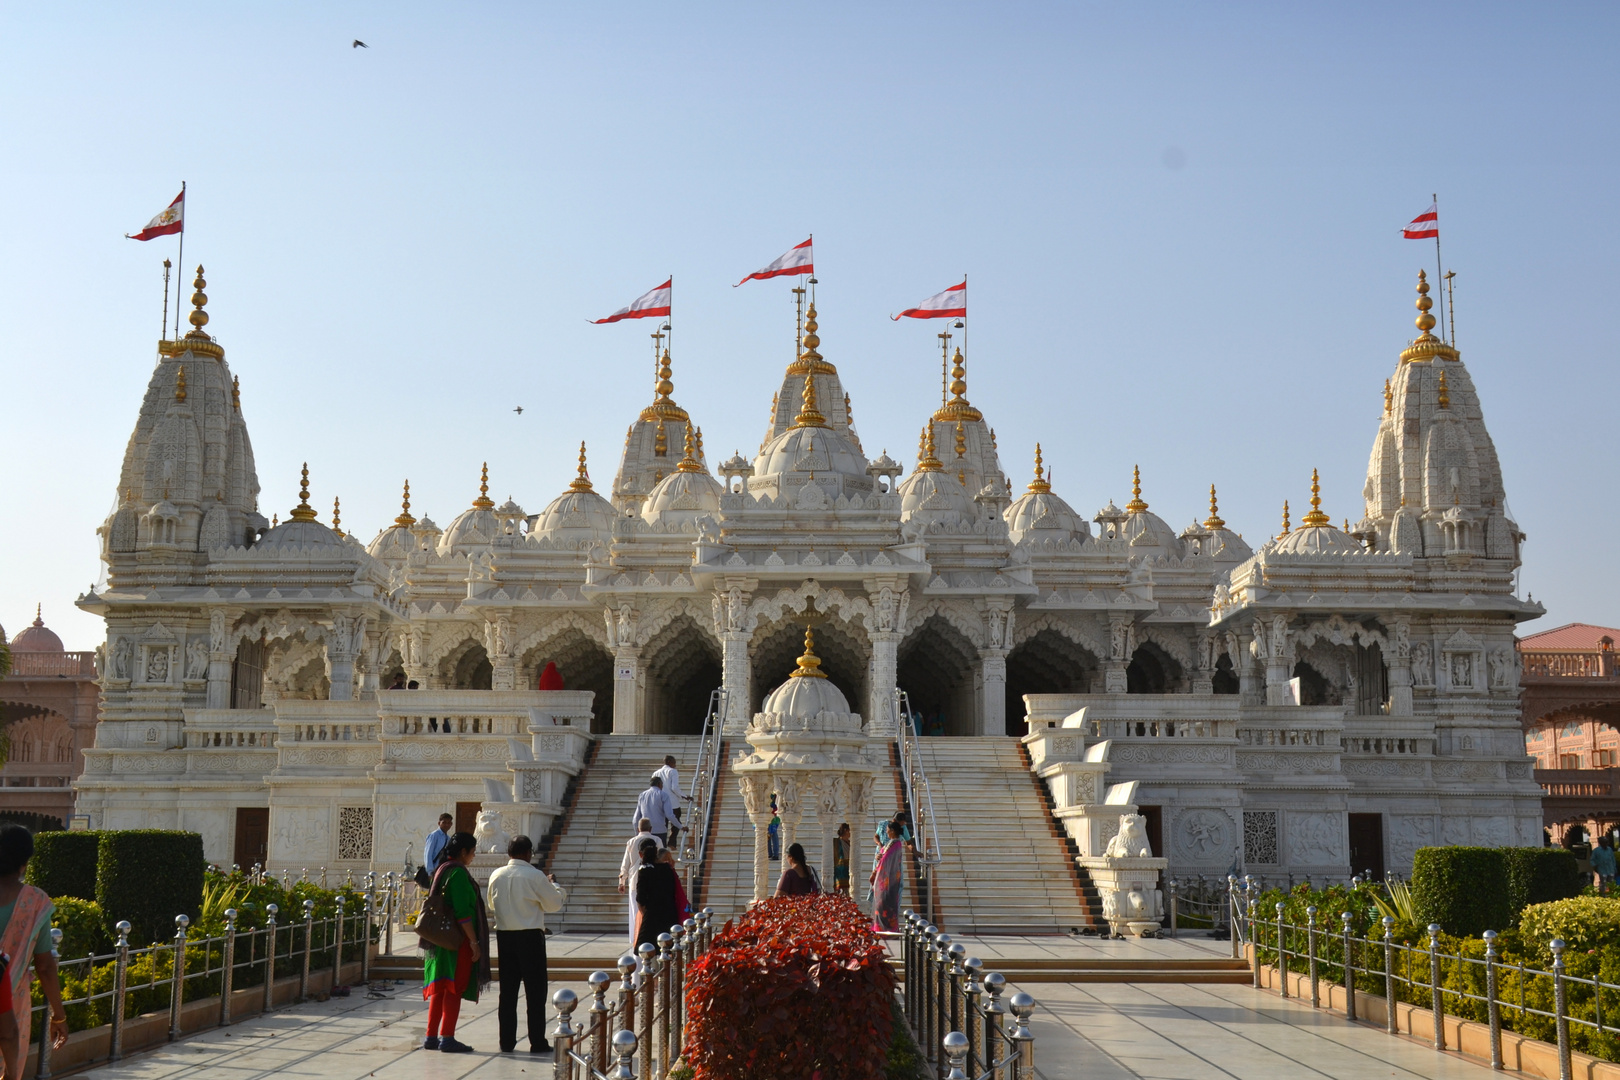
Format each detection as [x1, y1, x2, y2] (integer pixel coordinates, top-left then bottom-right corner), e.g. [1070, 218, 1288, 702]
[3, 3, 1615, 648]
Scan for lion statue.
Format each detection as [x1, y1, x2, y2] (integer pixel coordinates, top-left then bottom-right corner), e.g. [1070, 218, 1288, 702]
[1104, 813, 1153, 858]
[474, 809, 511, 855]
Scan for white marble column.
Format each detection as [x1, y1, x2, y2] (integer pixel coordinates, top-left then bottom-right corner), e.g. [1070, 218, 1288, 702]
[867, 632, 900, 736]
[721, 632, 751, 736]
[738, 774, 773, 904]
[979, 651, 1007, 736]
[325, 616, 357, 702]
[613, 648, 641, 733]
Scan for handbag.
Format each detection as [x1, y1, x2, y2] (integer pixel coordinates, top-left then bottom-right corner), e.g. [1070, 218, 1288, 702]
[414, 864, 432, 890]
[414, 865, 466, 951]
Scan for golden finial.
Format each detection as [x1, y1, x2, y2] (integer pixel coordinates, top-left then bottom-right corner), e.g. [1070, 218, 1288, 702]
[1414, 269, 1436, 338]
[1125, 465, 1148, 513]
[1301, 468, 1330, 527]
[655, 349, 674, 400]
[769, 391, 778, 426]
[932, 346, 983, 422]
[801, 304, 822, 361]
[1027, 444, 1051, 493]
[677, 426, 704, 472]
[1383, 378, 1392, 415]
[185, 265, 210, 337]
[954, 420, 966, 458]
[788, 625, 828, 679]
[1280, 500, 1291, 536]
[917, 424, 944, 472]
[1204, 484, 1226, 530]
[472, 462, 495, 509]
[332, 497, 343, 536]
[990, 428, 998, 449]
[289, 463, 318, 522]
[1437, 370, 1450, 409]
[394, 480, 416, 526]
[232, 375, 240, 411]
[568, 442, 594, 492]
[695, 426, 705, 458]
[272, 513, 278, 527]
[639, 348, 690, 424]
[844, 392, 853, 426]
[793, 372, 828, 428]
[174, 364, 187, 402]
[654, 418, 667, 456]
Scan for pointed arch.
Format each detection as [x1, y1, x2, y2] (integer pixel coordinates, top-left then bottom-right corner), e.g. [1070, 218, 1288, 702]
[518, 625, 615, 734]
[750, 617, 869, 719]
[640, 613, 722, 735]
[742, 581, 876, 637]
[898, 613, 980, 736]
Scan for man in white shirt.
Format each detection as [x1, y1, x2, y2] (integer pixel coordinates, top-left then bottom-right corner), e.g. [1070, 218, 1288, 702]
[617, 819, 664, 948]
[486, 835, 567, 1055]
[632, 775, 677, 846]
[653, 755, 687, 846]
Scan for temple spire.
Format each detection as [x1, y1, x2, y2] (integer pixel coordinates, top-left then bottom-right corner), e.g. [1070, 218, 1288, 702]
[289, 464, 318, 522]
[916, 424, 943, 472]
[569, 442, 594, 492]
[472, 463, 495, 510]
[676, 426, 704, 472]
[1125, 465, 1148, 514]
[1204, 484, 1226, 530]
[788, 625, 828, 679]
[1027, 444, 1051, 494]
[1279, 500, 1291, 536]
[394, 480, 416, 526]
[933, 346, 983, 422]
[793, 372, 828, 428]
[1301, 469, 1330, 527]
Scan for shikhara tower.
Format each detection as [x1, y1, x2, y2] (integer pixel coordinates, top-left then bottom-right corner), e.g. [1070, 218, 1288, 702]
[74, 265, 1543, 883]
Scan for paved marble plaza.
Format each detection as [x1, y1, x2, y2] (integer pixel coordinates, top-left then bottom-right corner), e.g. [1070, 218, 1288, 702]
[71, 935, 1501, 1080]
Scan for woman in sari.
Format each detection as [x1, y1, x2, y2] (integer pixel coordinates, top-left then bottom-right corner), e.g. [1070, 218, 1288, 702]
[634, 840, 679, 950]
[0, 824, 68, 1078]
[422, 832, 491, 1054]
[658, 849, 692, 923]
[870, 821, 904, 933]
[775, 843, 820, 897]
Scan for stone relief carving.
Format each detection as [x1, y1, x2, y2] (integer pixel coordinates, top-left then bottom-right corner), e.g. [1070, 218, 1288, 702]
[111, 638, 131, 680]
[272, 806, 329, 863]
[337, 806, 374, 861]
[1286, 812, 1345, 866]
[1388, 815, 1434, 867]
[1173, 809, 1232, 861]
[186, 638, 209, 679]
[1412, 642, 1433, 686]
[1473, 816, 1512, 847]
[145, 646, 171, 684]
[1489, 648, 1513, 689]
[1243, 810, 1278, 865]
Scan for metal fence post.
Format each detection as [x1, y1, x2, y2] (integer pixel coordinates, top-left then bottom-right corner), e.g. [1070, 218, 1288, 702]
[1551, 938, 1572, 1080]
[168, 914, 190, 1041]
[982, 973, 1007, 1080]
[220, 909, 238, 1027]
[903, 914, 914, 1027]
[38, 928, 61, 1079]
[618, 954, 637, 1038]
[300, 899, 315, 1002]
[1341, 912, 1356, 1022]
[922, 925, 938, 1056]
[1428, 924, 1445, 1051]
[589, 970, 612, 1076]
[1008, 993, 1036, 1080]
[935, 933, 952, 1071]
[1306, 906, 1319, 1008]
[636, 943, 657, 1080]
[613, 1030, 637, 1080]
[360, 882, 373, 984]
[943, 1031, 969, 1080]
[962, 958, 983, 1077]
[264, 904, 279, 1013]
[109, 920, 131, 1061]
[1227, 875, 1240, 961]
[1169, 879, 1179, 937]
[1483, 930, 1503, 1071]
[1276, 902, 1289, 999]
[673, 923, 690, 1056]
[383, 872, 395, 957]
[553, 988, 578, 1080]
[1383, 917, 1397, 1035]
[334, 894, 347, 985]
[948, 942, 967, 1050]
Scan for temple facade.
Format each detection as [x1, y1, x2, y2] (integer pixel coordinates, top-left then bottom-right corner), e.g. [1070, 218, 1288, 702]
[72, 266, 1545, 882]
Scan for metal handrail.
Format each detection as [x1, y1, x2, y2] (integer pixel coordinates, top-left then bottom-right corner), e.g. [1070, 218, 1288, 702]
[682, 688, 728, 893]
[893, 690, 944, 895]
[902, 912, 1039, 1080]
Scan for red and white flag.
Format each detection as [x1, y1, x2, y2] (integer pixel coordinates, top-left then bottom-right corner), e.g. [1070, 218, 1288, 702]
[592, 278, 672, 324]
[1402, 202, 1439, 239]
[735, 237, 813, 286]
[126, 189, 185, 241]
[891, 280, 967, 320]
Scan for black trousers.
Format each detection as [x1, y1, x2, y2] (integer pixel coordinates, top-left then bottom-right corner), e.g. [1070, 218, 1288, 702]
[496, 928, 550, 1050]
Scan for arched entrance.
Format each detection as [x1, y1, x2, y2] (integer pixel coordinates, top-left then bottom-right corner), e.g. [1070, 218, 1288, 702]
[1004, 629, 1099, 736]
[521, 629, 616, 734]
[750, 618, 869, 718]
[1127, 642, 1183, 694]
[897, 615, 978, 736]
[641, 615, 722, 735]
[439, 641, 493, 690]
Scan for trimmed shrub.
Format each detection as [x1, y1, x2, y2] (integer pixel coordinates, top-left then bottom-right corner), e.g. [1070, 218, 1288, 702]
[27, 831, 101, 901]
[1411, 846, 1511, 937]
[1518, 896, 1620, 960]
[1503, 847, 1583, 919]
[96, 831, 205, 943]
[51, 897, 112, 960]
[685, 894, 895, 1080]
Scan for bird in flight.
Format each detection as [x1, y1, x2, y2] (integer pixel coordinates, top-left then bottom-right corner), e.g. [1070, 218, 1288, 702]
[352, 39, 368, 49]
[513, 406, 524, 415]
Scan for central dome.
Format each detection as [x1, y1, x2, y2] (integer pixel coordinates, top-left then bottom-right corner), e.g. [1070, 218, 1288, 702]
[10, 608, 63, 653]
[750, 374, 872, 502]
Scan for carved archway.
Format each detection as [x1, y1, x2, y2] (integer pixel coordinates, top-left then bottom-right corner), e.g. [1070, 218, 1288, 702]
[897, 614, 980, 736]
[749, 617, 869, 719]
[640, 614, 722, 735]
[1127, 641, 1182, 694]
[519, 627, 615, 734]
[1004, 628, 1100, 735]
[443, 641, 492, 690]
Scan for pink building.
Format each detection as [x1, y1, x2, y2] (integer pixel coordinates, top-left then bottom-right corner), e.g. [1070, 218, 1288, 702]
[0, 608, 100, 830]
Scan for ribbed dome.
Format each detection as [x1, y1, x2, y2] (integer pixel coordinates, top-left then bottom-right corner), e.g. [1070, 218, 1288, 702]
[1120, 509, 1182, 556]
[438, 507, 502, 554]
[641, 469, 723, 528]
[367, 524, 418, 561]
[1271, 524, 1364, 556]
[258, 519, 348, 549]
[534, 487, 619, 546]
[1006, 490, 1088, 545]
[10, 609, 63, 653]
[751, 424, 872, 501]
[761, 669, 852, 718]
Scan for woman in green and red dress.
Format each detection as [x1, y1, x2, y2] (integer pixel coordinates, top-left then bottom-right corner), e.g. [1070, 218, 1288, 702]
[422, 832, 491, 1053]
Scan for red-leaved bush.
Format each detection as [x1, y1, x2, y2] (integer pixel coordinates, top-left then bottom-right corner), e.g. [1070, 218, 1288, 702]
[683, 893, 896, 1080]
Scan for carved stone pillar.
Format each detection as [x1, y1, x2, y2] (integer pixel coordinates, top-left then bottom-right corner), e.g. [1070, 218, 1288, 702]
[720, 633, 751, 736]
[1105, 615, 1133, 694]
[1263, 614, 1294, 705]
[817, 775, 849, 892]
[850, 775, 875, 914]
[206, 610, 233, 709]
[1236, 630, 1264, 706]
[1390, 619, 1414, 716]
[1192, 632, 1215, 695]
[402, 627, 428, 689]
[486, 615, 516, 691]
[978, 652, 1007, 736]
[775, 774, 804, 860]
[325, 615, 358, 702]
[867, 633, 900, 736]
[612, 648, 641, 734]
[738, 774, 774, 905]
[357, 630, 383, 700]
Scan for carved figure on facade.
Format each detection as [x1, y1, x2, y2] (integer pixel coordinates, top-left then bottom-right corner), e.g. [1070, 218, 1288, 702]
[1412, 641, 1434, 686]
[185, 638, 209, 679]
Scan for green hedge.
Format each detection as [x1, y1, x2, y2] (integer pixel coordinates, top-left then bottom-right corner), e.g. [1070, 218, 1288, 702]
[27, 831, 101, 900]
[1411, 847, 1511, 937]
[96, 831, 205, 943]
[1503, 847, 1583, 920]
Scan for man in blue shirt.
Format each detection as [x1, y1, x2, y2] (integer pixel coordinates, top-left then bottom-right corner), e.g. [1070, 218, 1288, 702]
[424, 813, 453, 873]
[632, 777, 677, 843]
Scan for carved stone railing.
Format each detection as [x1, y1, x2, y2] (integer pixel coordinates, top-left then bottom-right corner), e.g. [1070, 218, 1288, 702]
[1535, 767, 1619, 798]
[182, 710, 279, 750]
[4, 652, 97, 678]
[1520, 648, 1617, 679]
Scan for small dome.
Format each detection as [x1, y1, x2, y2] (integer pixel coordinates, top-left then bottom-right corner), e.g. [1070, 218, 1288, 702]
[1204, 528, 1254, 562]
[1118, 509, 1181, 556]
[641, 468, 723, 528]
[868, 451, 900, 473]
[897, 467, 976, 525]
[438, 507, 501, 554]
[752, 424, 872, 500]
[258, 518, 348, 549]
[1006, 490, 1088, 545]
[367, 524, 418, 561]
[759, 630, 853, 719]
[534, 487, 619, 546]
[10, 608, 63, 653]
[1272, 524, 1364, 556]
[719, 452, 751, 474]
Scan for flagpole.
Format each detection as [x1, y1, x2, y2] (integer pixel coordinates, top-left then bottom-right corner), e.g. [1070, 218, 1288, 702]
[1432, 192, 1445, 343]
[161, 259, 171, 342]
[1444, 270, 1457, 349]
[174, 181, 186, 340]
